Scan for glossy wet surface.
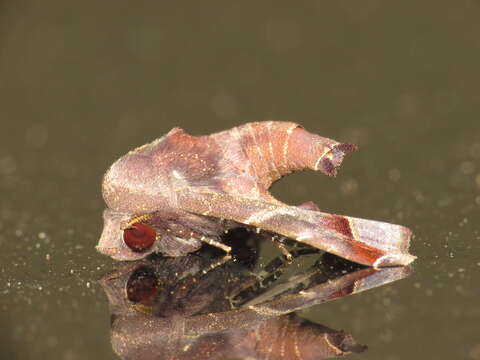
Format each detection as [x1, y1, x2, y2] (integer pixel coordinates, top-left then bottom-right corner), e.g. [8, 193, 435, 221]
[1, 1, 479, 359]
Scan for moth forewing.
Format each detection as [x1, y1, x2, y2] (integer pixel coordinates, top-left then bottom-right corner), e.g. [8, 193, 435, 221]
[177, 189, 415, 267]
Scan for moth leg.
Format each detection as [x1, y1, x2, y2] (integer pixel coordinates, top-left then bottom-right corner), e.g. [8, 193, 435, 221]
[166, 254, 234, 303]
[199, 236, 232, 254]
[192, 236, 233, 273]
[271, 235, 293, 263]
[157, 233, 231, 276]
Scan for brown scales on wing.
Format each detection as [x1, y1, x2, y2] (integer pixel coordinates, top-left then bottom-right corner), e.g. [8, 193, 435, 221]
[152, 128, 221, 183]
[323, 215, 354, 238]
[348, 239, 386, 265]
[322, 215, 386, 265]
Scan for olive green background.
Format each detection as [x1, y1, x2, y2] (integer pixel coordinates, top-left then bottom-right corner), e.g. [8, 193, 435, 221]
[1, 1, 479, 359]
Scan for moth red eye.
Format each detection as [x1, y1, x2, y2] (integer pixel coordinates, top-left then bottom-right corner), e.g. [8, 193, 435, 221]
[123, 223, 156, 252]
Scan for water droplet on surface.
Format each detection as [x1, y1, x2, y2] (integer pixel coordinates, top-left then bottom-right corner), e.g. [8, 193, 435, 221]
[388, 168, 401, 182]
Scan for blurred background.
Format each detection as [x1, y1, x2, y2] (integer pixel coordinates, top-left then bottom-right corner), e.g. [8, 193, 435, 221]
[0, 1, 479, 359]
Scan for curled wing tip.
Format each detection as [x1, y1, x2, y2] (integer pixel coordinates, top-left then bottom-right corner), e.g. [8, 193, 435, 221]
[336, 334, 368, 354]
[336, 142, 359, 153]
[373, 253, 417, 268]
[324, 332, 367, 355]
[320, 143, 358, 177]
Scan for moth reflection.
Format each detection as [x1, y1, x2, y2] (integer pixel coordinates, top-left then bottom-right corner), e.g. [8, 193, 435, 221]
[99, 237, 411, 360]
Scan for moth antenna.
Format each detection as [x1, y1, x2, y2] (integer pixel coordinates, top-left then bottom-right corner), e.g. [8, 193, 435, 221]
[127, 213, 154, 227]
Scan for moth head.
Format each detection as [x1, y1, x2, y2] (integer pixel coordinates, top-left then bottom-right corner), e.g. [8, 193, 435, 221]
[97, 209, 203, 260]
[97, 209, 159, 261]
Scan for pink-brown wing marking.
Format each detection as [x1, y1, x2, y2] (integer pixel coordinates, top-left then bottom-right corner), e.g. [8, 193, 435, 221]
[177, 190, 415, 267]
[324, 214, 354, 238]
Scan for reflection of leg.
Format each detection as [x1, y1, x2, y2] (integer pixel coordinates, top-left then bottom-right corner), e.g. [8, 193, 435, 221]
[271, 235, 293, 262]
[228, 248, 317, 308]
[243, 263, 327, 307]
[173, 253, 233, 297]
[201, 254, 232, 275]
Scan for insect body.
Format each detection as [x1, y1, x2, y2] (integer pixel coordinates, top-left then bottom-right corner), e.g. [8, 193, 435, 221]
[97, 121, 415, 267]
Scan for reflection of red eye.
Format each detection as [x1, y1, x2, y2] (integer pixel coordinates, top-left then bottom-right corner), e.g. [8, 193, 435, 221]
[126, 266, 158, 304]
[123, 223, 156, 252]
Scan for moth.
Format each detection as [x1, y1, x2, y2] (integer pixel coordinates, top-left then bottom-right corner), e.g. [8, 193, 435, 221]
[97, 121, 416, 267]
[100, 250, 411, 360]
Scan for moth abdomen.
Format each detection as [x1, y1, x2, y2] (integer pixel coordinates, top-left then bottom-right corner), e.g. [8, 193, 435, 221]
[276, 123, 357, 177]
[216, 122, 357, 190]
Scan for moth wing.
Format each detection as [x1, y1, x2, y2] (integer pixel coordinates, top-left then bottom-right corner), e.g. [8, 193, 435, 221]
[177, 190, 415, 267]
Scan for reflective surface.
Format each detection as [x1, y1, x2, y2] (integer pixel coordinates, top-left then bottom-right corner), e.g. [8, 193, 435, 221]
[100, 236, 409, 360]
[1, 1, 480, 359]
